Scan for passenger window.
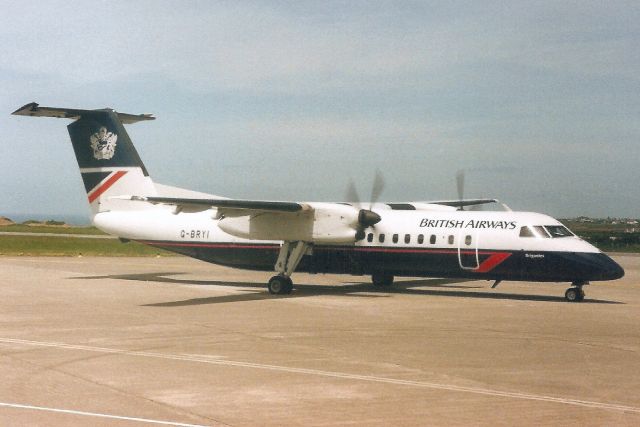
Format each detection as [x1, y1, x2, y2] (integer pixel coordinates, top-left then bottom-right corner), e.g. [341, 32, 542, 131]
[393, 234, 399, 243]
[379, 234, 385, 243]
[519, 226, 535, 237]
[404, 234, 410, 244]
[465, 235, 472, 246]
[418, 234, 424, 244]
[367, 233, 374, 243]
[448, 235, 454, 245]
[430, 234, 436, 244]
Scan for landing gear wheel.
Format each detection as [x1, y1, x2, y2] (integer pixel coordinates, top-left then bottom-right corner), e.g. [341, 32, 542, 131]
[565, 287, 584, 302]
[565, 287, 577, 302]
[283, 277, 293, 294]
[268, 275, 293, 295]
[372, 273, 394, 288]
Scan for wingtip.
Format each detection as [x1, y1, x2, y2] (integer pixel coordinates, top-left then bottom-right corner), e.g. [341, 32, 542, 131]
[11, 102, 39, 116]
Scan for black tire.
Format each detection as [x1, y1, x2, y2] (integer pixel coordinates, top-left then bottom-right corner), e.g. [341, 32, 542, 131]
[268, 276, 284, 294]
[282, 277, 293, 294]
[565, 287, 579, 302]
[576, 288, 585, 302]
[268, 275, 293, 295]
[372, 273, 394, 287]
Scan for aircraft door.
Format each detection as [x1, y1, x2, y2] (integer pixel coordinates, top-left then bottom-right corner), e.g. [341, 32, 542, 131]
[457, 231, 479, 270]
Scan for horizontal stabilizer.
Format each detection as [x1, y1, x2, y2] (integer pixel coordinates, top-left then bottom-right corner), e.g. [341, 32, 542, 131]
[12, 102, 155, 124]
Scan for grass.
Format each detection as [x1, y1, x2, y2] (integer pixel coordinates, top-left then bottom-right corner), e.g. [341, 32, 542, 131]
[0, 222, 174, 256]
[0, 235, 173, 257]
[560, 220, 640, 253]
[0, 224, 106, 235]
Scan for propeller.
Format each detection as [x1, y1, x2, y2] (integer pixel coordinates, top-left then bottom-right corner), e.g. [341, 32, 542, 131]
[346, 169, 384, 240]
[456, 169, 465, 211]
[369, 168, 385, 210]
[456, 169, 501, 211]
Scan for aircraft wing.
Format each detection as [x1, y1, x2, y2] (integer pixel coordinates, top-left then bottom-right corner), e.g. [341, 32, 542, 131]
[123, 195, 498, 211]
[121, 195, 308, 214]
[427, 199, 498, 208]
[116, 195, 363, 243]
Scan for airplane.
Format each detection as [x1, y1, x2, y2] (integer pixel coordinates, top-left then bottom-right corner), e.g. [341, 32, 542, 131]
[12, 102, 624, 302]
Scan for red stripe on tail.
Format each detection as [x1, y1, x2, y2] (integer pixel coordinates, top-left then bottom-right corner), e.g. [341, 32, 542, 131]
[88, 171, 127, 203]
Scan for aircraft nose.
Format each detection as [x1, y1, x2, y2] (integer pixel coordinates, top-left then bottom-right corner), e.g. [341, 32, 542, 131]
[566, 252, 625, 281]
[602, 255, 625, 280]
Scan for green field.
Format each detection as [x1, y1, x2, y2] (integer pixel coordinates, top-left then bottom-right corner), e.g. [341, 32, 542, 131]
[0, 224, 173, 256]
[0, 224, 106, 235]
[0, 235, 173, 256]
[561, 219, 640, 253]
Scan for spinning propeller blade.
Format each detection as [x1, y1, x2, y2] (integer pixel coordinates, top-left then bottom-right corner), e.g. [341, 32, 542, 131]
[369, 168, 385, 210]
[345, 179, 361, 206]
[346, 170, 384, 239]
[456, 169, 465, 210]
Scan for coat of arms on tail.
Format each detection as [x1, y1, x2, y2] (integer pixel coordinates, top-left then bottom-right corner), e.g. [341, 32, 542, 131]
[90, 126, 118, 160]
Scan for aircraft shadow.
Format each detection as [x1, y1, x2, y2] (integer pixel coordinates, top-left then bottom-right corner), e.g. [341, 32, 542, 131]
[74, 272, 623, 306]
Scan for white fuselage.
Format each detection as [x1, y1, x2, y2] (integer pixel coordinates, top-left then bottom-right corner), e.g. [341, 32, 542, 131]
[93, 206, 599, 254]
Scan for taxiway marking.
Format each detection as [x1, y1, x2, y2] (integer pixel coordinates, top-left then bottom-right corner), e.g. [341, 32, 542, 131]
[0, 402, 209, 426]
[1, 337, 639, 415]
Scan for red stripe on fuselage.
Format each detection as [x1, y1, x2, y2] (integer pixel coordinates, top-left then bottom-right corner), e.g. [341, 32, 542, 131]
[137, 240, 512, 273]
[88, 171, 127, 203]
[139, 241, 506, 255]
[139, 241, 279, 250]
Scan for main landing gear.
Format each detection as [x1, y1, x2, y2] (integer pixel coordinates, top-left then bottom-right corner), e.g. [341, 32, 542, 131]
[267, 241, 310, 295]
[565, 281, 588, 302]
[268, 275, 293, 295]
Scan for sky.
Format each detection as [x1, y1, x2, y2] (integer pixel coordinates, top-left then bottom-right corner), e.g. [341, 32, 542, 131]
[1, 0, 639, 223]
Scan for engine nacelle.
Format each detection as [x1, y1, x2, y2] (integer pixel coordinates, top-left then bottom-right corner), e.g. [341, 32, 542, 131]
[218, 203, 360, 243]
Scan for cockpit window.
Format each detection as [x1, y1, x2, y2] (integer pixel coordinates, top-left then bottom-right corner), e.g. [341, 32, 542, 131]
[520, 225, 552, 238]
[519, 226, 535, 237]
[533, 226, 550, 238]
[544, 225, 574, 238]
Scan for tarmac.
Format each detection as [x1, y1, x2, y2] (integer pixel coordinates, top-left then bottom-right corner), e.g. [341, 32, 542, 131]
[0, 254, 638, 426]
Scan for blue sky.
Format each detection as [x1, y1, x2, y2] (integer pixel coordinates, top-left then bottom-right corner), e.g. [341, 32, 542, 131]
[2, 0, 639, 222]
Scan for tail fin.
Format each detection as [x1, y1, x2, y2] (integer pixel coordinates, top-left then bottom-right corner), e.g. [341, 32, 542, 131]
[12, 102, 157, 216]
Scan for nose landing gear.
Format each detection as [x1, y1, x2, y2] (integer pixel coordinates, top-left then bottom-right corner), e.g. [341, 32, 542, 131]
[565, 281, 588, 302]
